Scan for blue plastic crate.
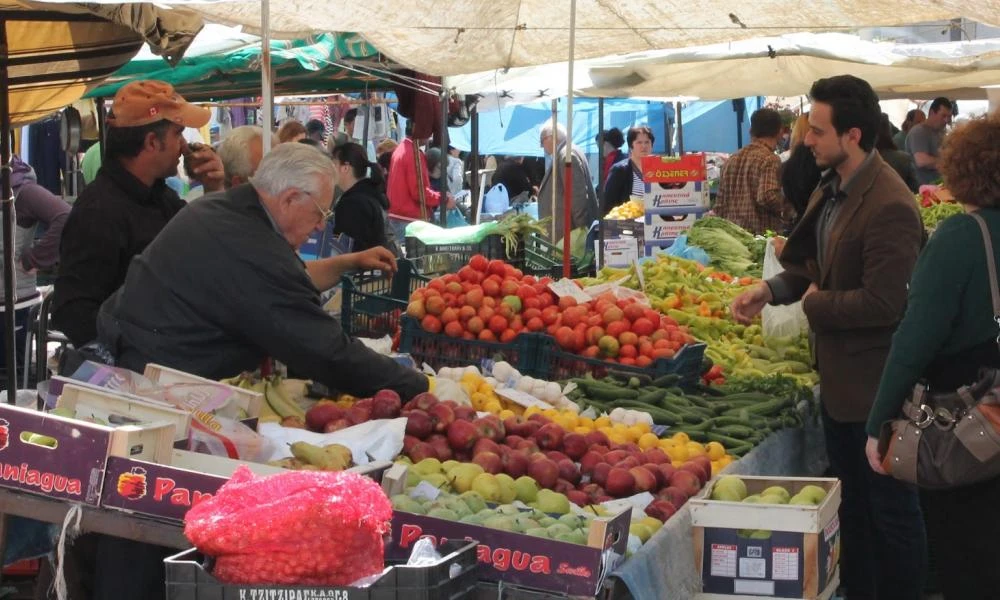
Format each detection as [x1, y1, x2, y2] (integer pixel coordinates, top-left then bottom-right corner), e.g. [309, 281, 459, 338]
[341, 260, 430, 339]
[532, 336, 707, 385]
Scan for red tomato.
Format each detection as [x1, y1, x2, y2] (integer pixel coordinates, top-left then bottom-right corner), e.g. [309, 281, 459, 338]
[554, 326, 576, 350]
[478, 329, 496, 341]
[623, 304, 645, 322]
[488, 315, 508, 335]
[618, 331, 638, 347]
[523, 297, 542, 311]
[558, 296, 578, 310]
[635, 355, 653, 368]
[606, 320, 629, 339]
[458, 306, 476, 322]
[526, 317, 545, 332]
[541, 306, 560, 326]
[487, 260, 507, 277]
[632, 318, 656, 337]
[619, 357, 637, 366]
[421, 315, 443, 334]
[482, 279, 501, 297]
[522, 307, 542, 321]
[466, 316, 484, 334]
[444, 321, 464, 338]
[469, 254, 489, 272]
[500, 329, 517, 343]
[619, 344, 638, 359]
[466, 288, 484, 308]
[582, 345, 600, 358]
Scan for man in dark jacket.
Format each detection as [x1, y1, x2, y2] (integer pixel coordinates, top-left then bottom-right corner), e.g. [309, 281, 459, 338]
[98, 142, 428, 399]
[52, 80, 223, 347]
[731, 75, 927, 599]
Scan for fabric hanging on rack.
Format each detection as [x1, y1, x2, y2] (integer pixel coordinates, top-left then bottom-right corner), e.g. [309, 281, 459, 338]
[27, 118, 63, 195]
[393, 71, 442, 141]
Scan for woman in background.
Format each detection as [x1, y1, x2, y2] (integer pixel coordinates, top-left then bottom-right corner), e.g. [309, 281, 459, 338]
[603, 125, 654, 214]
[332, 142, 400, 255]
[779, 114, 822, 229]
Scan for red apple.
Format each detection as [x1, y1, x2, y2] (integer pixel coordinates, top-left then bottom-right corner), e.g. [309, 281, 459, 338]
[579, 451, 604, 475]
[657, 486, 689, 508]
[669, 470, 702, 497]
[346, 404, 371, 425]
[503, 434, 525, 448]
[474, 416, 505, 442]
[410, 392, 439, 412]
[446, 419, 480, 452]
[534, 423, 564, 450]
[503, 417, 530, 437]
[453, 405, 477, 421]
[605, 467, 637, 498]
[305, 403, 345, 432]
[371, 389, 402, 419]
[645, 499, 677, 522]
[605, 450, 629, 465]
[656, 463, 677, 485]
[641, 448, 670, 465]
[527, 457, 559, 489]
[580, 483, 605, 502]
[554, 479, 576, 494]
[545, 450, 571, 464]
[591, 444, 611, 455]
[629, 466, 657, 493]
[323, 418, 351, 433]
[473, 438, 501, 456]
[680, 462, 709, 486]
[592, 462, 612, 487]
[408, 442, 437, 462]
[527, 413, 551, 425]
[567, 490, 590, 506]
[619, 443, 641, 454]
[562, 433, 588, 460]
[642, 463, 667, 489]
[516, 439, 540, 454]
[503, 450, 531, 478]
[402, 435, 421, 454]
[584, 430, 611, 448]
[473, 451, 504, 474]
[428, 403, 455, 432]
[615, 456, 640, 471]
[595, 495, 614, 504]
[520, 420, 542, 437]
[557, 458, 581, 485]
[427, 435, 453, 461]
[405, 410, 434, 439]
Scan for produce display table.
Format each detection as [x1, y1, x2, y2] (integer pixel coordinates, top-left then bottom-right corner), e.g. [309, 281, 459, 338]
[613, 422, 829, 600]
[0, 487, 188, 584]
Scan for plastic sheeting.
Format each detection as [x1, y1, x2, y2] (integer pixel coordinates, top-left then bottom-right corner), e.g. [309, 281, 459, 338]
[57, 0, 1000, 77]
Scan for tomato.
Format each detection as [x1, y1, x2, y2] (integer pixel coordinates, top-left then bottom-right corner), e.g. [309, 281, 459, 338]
[500, 279, 520, 297]
[602, 306, 624, 324]
[496, 303, 515, 320]
[409, 289, 426, 302]
[623, 304, 645, 322]
[487, 260, 507, 277]
[562, 306, 584, 328]
[606, 320, 629, 339]
[643, 308, 662, 323]
[521, 275, 537, 285]
[469, 254, 489, 272]
[586, 313, 603, 327]
[619, 357, 637, 366]
[488, 315, 508, 335]
[639, 341, 655, 359]
[661, 315, 679, 327]
[458, 306, 476, 322]
[586, 325, 605, 346]
[619, 344, 638, 359]
[522, 307, 542, 321]
[482, 279, 501, 297]
[442, 274, 460, 285]
[500, 329, 518, 343]
[406, 300, 426, 320]
[516, 285, 538, 301]
[555, 326, 576, 350]
[546, 324, 560, 336]
[652, 347, 676, 360]
[445, 282, 462, 295]
[478, 329, 496, 341]
[541, 306, 560, 326]
[558, 296, 578, 310]
[669, 330, 686, 343]
[425, 296, 445, 316]
[582, 345, 600, 358]
[428, 279, 446, 292]
[631, 318, 656, 337]
[572, 328, 586, 352]
[458, 266, 478, 282]
[509, 316, 524, 332]
[466, 288, 484, 308]
[482, 296, 497, 308]
[422, 287, 440, 298]
[635, 355, 653, 368]
[523, 297, 542, 311]
[444, 321, 464, 338]
[478, 306, 495, 322]
[466, 316, 484, 334]
[441, 308, 459, 324]
[526, 317, 545, 332]
[421, 315, 442, 334]
[654, 339, 671, 350]
[618, 331, 638, 347]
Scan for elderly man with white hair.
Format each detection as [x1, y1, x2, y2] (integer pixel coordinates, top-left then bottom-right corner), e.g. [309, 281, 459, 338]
[217, 125, 273, 188]
[96, 142, 429, 401]
[537, 122, 598, 241]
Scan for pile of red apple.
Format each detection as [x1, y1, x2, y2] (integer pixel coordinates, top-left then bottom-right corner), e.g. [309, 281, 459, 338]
[304, 390, 402, 433]
[405, 255, 698, 366]
[400, 392, 708, 522]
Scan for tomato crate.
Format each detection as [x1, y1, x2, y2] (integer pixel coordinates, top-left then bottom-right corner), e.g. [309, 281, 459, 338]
[520, 233, 595, 278]
[533, 336, 707, 385]
[164, 539, 478, 600]
[404, 234, 522, 264]
[398, 316, 541, 374]
[342, 259, 430, 339]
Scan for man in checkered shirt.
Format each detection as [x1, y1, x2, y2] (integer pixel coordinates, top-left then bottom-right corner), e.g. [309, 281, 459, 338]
[713, 108, 789, 234]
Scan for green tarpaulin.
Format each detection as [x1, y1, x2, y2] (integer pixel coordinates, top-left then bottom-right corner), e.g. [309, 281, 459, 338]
[86, 33, 393, 101]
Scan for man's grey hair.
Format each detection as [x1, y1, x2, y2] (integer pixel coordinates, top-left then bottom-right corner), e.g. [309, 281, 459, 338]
[539, 122, 567, 145]
[250, 143, 335, 198]
[218, 126, 264, 187]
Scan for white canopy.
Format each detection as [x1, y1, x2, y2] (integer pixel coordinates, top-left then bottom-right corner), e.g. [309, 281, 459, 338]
[34, 0, 1000, 76]
[447, 33, 1000, 101]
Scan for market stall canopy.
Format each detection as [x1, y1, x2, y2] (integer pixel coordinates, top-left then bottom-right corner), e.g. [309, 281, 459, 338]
[0, 0, 202, 124]
[34, 0, 1000, 76]
[448, 33, 1000, 101]
[86, 32, 390, 101]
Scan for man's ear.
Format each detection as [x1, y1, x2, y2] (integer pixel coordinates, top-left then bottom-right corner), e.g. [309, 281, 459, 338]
[144, 131, 162, 152]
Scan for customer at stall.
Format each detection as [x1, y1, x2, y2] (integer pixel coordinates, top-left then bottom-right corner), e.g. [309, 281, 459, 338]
[602, 125, 655, 214]
[51, 80, 223, 348]
[779, 114, 822, 229]
[386, 120, 452, 242]
[865, 114, 1000, 599]
[730, 75, 927, 600]
[875, 113, 919, 192]
[277, 119, 307, 144]
[217, 125, 272, 188]
[491, 155, 535, 202]
[713, 108, 786, 234]
[332, 142, 401, 254]
[537, 122, 598, 241]
[98, 142, 427, 395]
[905, 97, 953, 185]
[596, 127, 625, 199]
[892, 108, 925, 151]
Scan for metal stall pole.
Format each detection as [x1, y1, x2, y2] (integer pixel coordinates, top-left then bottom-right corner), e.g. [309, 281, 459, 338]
[439, 91, 449, 227]
[561, 0, 577, 278]
[664, 102, 672, 155]
[0, 17, 15, 402]
[261, 0, 273, 152]
[675, 101, 685, 154]
[597, 97, 605, 269]
[469, 106, 480, 222]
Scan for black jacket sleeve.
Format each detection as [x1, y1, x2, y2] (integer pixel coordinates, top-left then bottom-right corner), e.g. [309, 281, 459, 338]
[334, 192, 383, 252]
[603, 160, 633, 215]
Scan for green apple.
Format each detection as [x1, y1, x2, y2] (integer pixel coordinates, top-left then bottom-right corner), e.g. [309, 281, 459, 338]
[789, 494, 814, 506]
[799, 484, 827, 504]
[749, 529, 773, 539]
[759, 494, 788, 505]
[712, 476, 748, 501]
[761, 486, 790, 503]
[712, 487, 744, 502]
[630, 523, 652, 543]
[742, 494, 762, 504]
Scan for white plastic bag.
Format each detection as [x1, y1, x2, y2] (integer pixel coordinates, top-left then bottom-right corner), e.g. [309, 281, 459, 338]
[761, 238, 810, 339]
[483, 183, 510, 214]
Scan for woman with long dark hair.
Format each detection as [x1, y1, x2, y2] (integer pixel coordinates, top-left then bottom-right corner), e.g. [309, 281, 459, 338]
[876, 113, 919, 192]
[331, 142, 401, 255]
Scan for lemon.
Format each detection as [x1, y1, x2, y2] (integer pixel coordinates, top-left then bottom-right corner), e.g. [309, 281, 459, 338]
[667, 444, 689, 462]
[524, 406, 542, 418]
[499, 409, 516, 421]
[671, 431, 690, 445]
[594, 416, 612, 428]
[638, 432, 660, 450]
[686, 441, 707, 458]
[706, 441, 726, 461]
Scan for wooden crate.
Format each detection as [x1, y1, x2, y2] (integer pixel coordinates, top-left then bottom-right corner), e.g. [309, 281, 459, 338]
[690, 476, 841, 600]
[143, 363, 264, 420]
[57, 383, 192, 442]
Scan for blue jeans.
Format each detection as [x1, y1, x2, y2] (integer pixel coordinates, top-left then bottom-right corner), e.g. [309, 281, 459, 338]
[822, 407, 927, 599]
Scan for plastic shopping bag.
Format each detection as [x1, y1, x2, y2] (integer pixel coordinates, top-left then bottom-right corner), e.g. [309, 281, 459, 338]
[665, 235, 711, 266]
[483, 182, 510, 214]
[761, 238, 810, 339]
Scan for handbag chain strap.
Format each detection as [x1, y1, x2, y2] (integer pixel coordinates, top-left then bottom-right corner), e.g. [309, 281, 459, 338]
[969, 212, 1000, 349]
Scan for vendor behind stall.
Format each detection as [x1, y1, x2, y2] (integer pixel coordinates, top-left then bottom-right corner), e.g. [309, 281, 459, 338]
[97, 142, 428, 400]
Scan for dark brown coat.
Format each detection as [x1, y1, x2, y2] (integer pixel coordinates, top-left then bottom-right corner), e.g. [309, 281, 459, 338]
[775, 152, 923, 422]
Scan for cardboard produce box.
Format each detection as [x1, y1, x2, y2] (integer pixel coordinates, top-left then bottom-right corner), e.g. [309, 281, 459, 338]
[643, 181, 710, 211]
[0, 403, 174, 505]
[102, 450, 395, 523]
[689, 476, 842, 600]
[56, 382, 193, 443]
[143, 363, 264, 423]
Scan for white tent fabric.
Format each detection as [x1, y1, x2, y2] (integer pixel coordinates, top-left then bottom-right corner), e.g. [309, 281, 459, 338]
[33, 0, 1000, 76]
[448, 33, 1000, 101]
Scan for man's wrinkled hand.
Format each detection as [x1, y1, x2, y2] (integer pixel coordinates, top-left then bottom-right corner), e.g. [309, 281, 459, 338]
[730, 283, 773, 325]
[189, 148, 225, 192]
[353, 246, 397, 273]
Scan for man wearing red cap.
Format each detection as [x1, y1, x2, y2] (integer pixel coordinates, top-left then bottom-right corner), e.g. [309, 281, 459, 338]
[52, 80, 224, 348]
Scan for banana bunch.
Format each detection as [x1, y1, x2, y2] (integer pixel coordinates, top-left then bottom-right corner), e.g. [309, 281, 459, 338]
[267, 441, 353, 471]
[606, 198, 644, 220]
[222, 373, 310, 425]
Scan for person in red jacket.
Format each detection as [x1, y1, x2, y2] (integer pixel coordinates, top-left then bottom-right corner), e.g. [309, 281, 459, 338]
[386, 121, 453, 242]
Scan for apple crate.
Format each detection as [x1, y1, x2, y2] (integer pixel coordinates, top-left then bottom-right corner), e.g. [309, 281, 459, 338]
[0, 403, 174, 505]
[398, 316, 541, 374]
[689, 476, 842, 600]
[143, 363, 264, 423]
[165, 538, 479, 600]
[56, 382, 193, 443]
[342, 259, 431, 339]
[532, 336, 707, 386]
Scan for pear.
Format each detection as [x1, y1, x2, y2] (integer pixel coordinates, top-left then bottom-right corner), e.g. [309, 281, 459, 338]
[497, 504, 522, 515]
[514, 476, 540, 503]
[630, 523, 653, 543]
[441, 460, 461, 473]
[742, 494, 762, 504]
[545, 523, 573, 537]
[471, 473, 502, 502]
[459, 491, 487, 513]
[761, 486, 791, 503]
[536, 489, 571, 515]
[391, 494, 426, 514]
[450, 464, 485, 493]
[554, 529, 587, 545]
[559, 513, 587, 529]
[510, 515, 540, 533]
[427, 508, 459, 521]
[525, 527, 550, 538]
[413, 458, 443, 476]
[25, 433, 57, 448]
[537, 516, 558, 528]
[494, 473, 517, 504]
[289, 441, 351, 471]
[50, 407, 76, 419]
[422, 473, 451, 491]
[483, 515, 516, 531]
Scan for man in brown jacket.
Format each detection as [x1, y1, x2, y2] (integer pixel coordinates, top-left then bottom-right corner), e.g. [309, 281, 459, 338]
[731, 75, 926, 599]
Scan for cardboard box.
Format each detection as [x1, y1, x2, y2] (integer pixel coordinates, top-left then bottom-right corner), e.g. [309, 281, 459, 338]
[143, 363, 264, 422]
[641, 154, 708, 183]
[643, 181, 710, 211]
[382, 464, 629, 597]
[690, 476, 842, 599]
[57, 382, 193, 443]
[101, 450, 394, 523]
[644, 210, 707, 244]
[598, 238, 640, 269]
[0, 403, 174, 505]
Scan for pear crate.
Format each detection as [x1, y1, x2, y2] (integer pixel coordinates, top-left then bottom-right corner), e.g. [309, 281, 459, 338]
[690, 476, 842, 600]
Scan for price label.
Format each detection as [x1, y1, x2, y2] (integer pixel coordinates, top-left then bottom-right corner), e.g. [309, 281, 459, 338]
[547, 278, 592, 304]
[494, 387, 554, 410]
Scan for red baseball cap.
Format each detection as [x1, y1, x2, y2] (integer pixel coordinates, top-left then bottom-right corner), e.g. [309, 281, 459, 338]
[107, 80, 210, 128]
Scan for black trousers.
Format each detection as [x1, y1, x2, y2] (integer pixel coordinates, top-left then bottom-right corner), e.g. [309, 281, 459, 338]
[922, 475, 1000, 600]
[822, 408, 927, 600]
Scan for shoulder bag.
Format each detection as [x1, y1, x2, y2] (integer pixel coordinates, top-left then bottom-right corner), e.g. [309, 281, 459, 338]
[879, 212, 1000, 489]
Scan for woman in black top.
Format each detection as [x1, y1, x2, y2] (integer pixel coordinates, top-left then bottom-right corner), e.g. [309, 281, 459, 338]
[875, 113, 920, 192]
[332, 142, 401, 255]
[603, 126, 654, 214]
[779, 114, 822, 231]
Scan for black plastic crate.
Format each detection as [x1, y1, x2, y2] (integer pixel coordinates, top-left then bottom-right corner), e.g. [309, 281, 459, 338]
[398, 316, 540, 374]
[165, 539, 478, 600]
[404, 235, 521, 264]
[342, 259, 430, 338]
[601, 218, 643, 244]
[533, 336, 707, 385]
